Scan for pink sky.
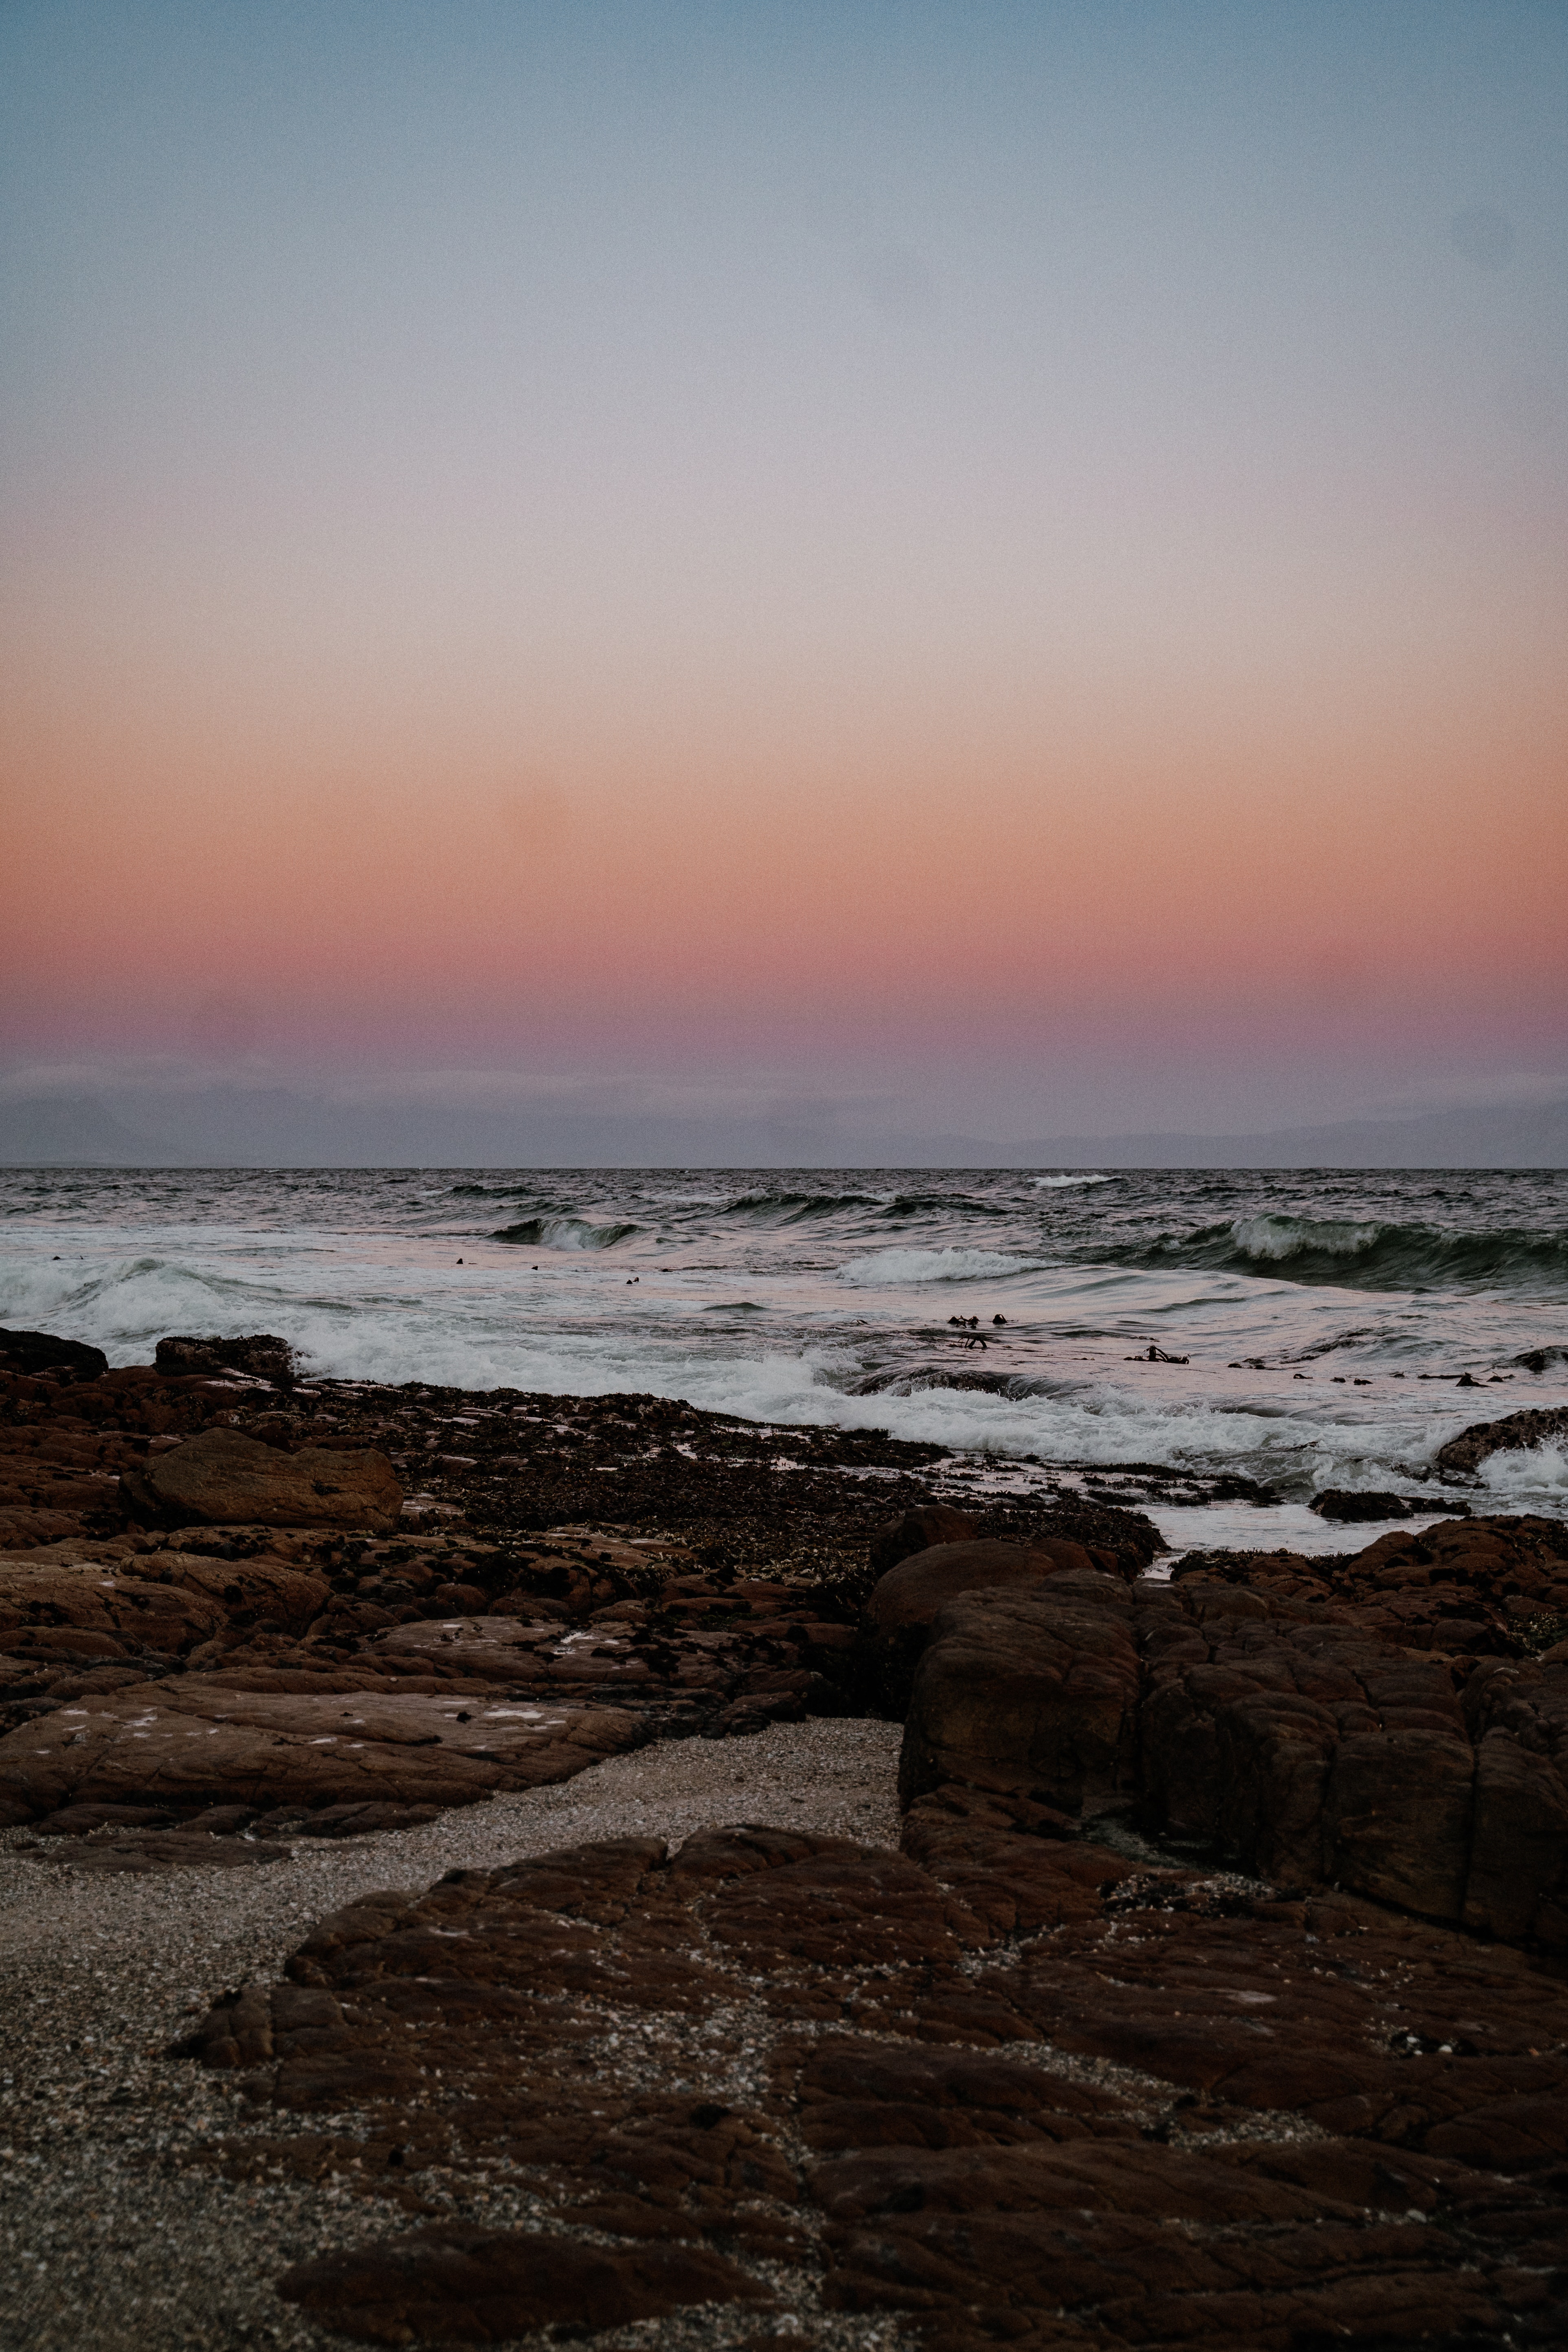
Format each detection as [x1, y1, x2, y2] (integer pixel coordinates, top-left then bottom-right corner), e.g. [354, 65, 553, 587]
[3, 5, 1565, 1143]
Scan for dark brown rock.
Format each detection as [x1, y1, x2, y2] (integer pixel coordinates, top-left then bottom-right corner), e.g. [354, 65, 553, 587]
[121, 1427, 402, 1532]
[155, 1332, 296, 1385]
[0, 1678, 641, 1823]
[1310, 1488, 1438, 1522]
[1434, 1405, 1568, 1482]
[0, 1328, 108, 1381]
[861, 1536, 1096, 1717]
[866, 1502, 978, 1579]
[278, 2227, 771, 2343]
[868, 1539, 1089, 1635]
[169, 1813, 1568, 2352]
[898, 1571, 1141, 1817]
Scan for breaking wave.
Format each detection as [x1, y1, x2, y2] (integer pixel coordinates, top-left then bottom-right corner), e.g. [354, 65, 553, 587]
[491, 1215, 641, 1250]
[722, 1188, 883, 1223]
[1109, 1216, 1568, 1295]
[837, 1246, 1039, 1286]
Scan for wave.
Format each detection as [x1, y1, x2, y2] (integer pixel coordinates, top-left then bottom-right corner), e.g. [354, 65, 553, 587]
[1033, 1173, 1115, 1189]
[721, 1188, 884, 1223]
[875, 1191, 995, 1219]
[1480, 1442, 1568, 1501]
[837, 1246, 1039, 1287]
[491, 1216, 641, 1250]
[1105, 1215, 1568, 1295]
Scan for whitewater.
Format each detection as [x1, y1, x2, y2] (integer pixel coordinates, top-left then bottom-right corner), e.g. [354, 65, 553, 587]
[3, 1164, 1566, 1556]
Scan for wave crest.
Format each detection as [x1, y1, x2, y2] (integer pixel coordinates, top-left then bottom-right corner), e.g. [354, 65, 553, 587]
[492, 1216, 641, 1250]
[838, 1246, 1037, 1286]
[1107, 1216, 1568, 1293]
[722, 1188, 883, 1223]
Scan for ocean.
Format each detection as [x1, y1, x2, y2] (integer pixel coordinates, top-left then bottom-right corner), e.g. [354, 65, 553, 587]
[3, 1164, 1566, 1558]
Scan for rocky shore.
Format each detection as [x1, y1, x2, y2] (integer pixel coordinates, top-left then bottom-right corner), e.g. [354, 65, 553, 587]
[3, 1328, 1568, 2350]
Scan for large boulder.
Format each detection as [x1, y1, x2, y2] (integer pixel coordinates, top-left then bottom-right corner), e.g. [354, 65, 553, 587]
[1434, 1406, 1568, 1482]
[120, 1427, 401, 1532]
[167, 1821, 1568, 2351]
[866, 1502, 978, 1579]
[869, 1538, 1095, 1636]
[1140, 1583, 1477, 1913]
[898, 1571, 1142, 1817]
[1460, 1657, 1568, 1944]
[154, 1332, 296, 1385]
[861, 1536, 1094, 1716]
[0, 1327, 107, 1381]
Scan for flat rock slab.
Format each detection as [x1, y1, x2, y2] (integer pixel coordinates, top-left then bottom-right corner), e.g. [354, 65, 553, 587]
[279, 2227, 772, 2344]
[121, 1427, 402, 1532]
[174, 1816, 1568, 2349]
[15, 1828, 293, 1874]
[0, 1546, 329, 1664]
[0, 1680, 641, 1825]
[371, 1614, 657, 1691]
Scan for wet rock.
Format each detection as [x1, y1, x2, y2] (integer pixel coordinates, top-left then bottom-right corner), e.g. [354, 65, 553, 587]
[898, 1570, 1141, 1817]
[154, 1332, 296, 1385]
[0, 1328, 108, 1381]
[861, 1536, 1093, 1718]
[866, 1502, 978, 1578]
[0, 1679, 641, 1824]
[173, 1815, 1568, 2352]
[1310, 1488, 1438, 1522]
[1434, 1405, 1568, 1482]
[120, 1427, 402, 1532]
[277, 2227, 772, 2344]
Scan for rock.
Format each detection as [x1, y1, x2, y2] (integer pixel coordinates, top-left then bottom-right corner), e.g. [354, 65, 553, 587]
[1172, 1515, 1568, 1655]
[1310, 1489, 1436, 1522]
[277, 2228, 772, 2345]
[154, 1333, 296, 1385]
[0, 1328, 108, 1381]
[1140, 1590, 1478, 1911]
[861, 1537, 1091, 1717]
[869, 1540, 1092, 1635]
[0, 1680, 641, 1824]
[1460, 1661, 1568, 1943]
[18, 1827, 294, 1874]
[898, 1571, 1141, 1817]
[0, 1543, 328, 1669]
[1434, 1405, 1568, 1482]
[173, 1817, 1568, 2352]
[1516, 1346, 1568, 1375]
[866, 1503, 978, 1579]
[120, 1427, 402, 1532]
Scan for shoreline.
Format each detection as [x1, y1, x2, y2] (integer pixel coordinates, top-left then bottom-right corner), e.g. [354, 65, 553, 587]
[4, 1337, 1568, 2350]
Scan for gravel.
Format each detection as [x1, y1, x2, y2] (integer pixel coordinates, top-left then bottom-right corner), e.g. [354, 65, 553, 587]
[0, 1720, 911, 2352]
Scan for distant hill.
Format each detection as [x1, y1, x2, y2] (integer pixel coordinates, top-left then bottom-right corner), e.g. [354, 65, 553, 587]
[1, 1086, 1564, 1169]
[1019, 1098, 1568, 1170]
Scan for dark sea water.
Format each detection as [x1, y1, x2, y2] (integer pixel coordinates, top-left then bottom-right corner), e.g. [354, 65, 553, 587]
[4, 1166, 1566, 1556]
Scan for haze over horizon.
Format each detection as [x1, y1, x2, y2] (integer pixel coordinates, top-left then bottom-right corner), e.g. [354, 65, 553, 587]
[4, 2, 1565, 1153]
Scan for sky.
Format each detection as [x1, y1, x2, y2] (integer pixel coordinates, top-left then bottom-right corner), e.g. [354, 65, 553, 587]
[2, 0, 1566, 1149]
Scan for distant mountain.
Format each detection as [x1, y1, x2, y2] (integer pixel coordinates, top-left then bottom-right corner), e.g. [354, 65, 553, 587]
[2, 1085, 1564, 1169]
[0, 1094, 169, 1165]
[1019, 1098, 1568, 1170]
